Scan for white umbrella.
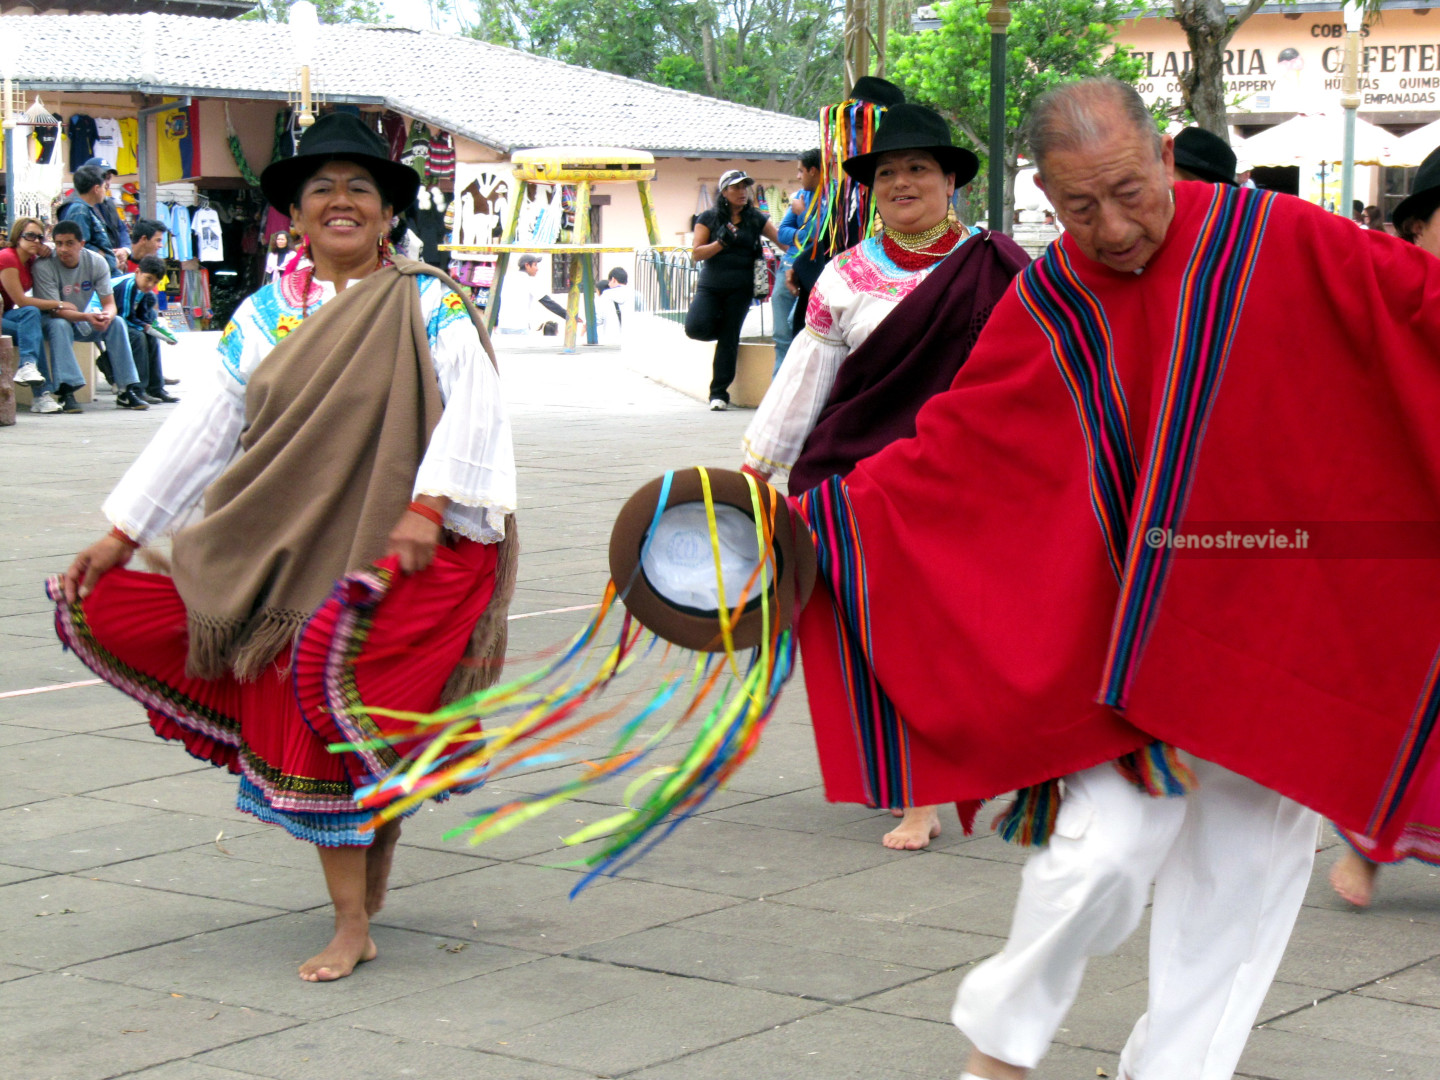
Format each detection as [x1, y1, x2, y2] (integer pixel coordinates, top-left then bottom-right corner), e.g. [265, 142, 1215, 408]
[1241, 112, 1395, 167]
[1384, 119, 1440, 168]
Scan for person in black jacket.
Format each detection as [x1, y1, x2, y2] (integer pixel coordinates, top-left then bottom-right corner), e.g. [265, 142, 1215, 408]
[686, 170, 779, 410]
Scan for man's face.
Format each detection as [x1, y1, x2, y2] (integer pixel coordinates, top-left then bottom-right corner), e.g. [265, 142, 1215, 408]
[131, 232, 164, 259]
[54, 234, 84, 267]
[796, 163, 821, 192]
[1036, 122, 1176, 274]
[522, 262, 540, 277]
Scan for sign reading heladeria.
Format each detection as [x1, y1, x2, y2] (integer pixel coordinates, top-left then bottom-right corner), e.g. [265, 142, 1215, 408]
[1117, 8, 1440, 114]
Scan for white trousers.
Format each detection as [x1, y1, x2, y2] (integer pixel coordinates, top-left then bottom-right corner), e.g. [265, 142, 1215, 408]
[951, 756, 1318, 1080]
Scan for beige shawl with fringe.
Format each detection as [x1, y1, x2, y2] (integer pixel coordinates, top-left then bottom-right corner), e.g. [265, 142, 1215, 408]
[172, 257, 517, 694]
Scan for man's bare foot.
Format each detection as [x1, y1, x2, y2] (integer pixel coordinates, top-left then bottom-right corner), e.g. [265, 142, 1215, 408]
[963, 1049, 1028, 1079]
[1330, 850, 1379, 908]
[299, 921, 377, 982]
[883, 805, 941, 850]
[365, 820, 402, 916]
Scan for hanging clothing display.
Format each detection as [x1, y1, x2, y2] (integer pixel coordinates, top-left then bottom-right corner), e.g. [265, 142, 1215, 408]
[93, 117, 124, 167]
[380, 111, 408, 161]
[116, 118, 139, 174]
[427, 131, 455, 182]
[67, 113, 99, 170]
[30, 126, 58, 165]
[14, 123, 64, 219]
[400, 120, 431, 179]
[162, 203, 194, 260]
[158, 103, 201, 182]
[192, 206, 224, 262]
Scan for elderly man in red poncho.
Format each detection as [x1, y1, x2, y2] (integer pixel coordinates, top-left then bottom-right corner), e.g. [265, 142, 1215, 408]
[793, 78, 1440, 1080]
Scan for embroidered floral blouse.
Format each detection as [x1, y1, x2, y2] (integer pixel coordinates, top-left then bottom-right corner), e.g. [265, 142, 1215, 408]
[105, 267, 516, 545]
[742, 227, 978, 479]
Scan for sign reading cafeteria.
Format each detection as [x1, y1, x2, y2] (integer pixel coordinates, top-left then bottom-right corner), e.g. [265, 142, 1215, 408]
[1116, 6, 1440, 117]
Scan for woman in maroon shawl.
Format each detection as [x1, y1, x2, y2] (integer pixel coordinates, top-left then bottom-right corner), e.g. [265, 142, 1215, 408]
[741, 104, 1029, 848]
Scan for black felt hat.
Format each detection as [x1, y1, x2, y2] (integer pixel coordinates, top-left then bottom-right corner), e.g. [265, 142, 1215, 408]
[260, 112, 420, 214]
[851, 76, 907, 108]
[1393, 145, 1440, 235]
[608, 469, 817, 653]
[1173, 127, 1237, 186]
[842, 104, 980, 188]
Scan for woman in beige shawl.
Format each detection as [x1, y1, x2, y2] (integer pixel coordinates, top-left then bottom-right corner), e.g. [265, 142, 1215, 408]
[54, 114, 517, 982]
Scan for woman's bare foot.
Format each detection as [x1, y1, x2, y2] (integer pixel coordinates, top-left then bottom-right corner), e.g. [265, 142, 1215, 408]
[365, 820, 402, 916]
[883, 805, 941, 850]
[299, 919, 377, 982]
[1330, 850, 1379, 908]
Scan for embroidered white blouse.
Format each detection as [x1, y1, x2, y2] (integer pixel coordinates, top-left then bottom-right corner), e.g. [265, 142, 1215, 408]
[104, 270, 516, 546]
[742, 228, 977, 478]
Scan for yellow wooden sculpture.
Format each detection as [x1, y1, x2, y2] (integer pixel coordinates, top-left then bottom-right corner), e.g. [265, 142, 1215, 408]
[445, 147, 668, 349]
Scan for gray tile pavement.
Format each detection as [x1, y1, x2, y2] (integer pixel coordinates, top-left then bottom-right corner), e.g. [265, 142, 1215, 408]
[2, 340, 1438, 1078]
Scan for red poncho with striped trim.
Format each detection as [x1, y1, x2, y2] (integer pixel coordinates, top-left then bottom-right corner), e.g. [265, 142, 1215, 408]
[797, 181, 1440, 848]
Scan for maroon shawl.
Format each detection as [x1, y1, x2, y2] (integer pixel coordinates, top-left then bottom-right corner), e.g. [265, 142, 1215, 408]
[787, 229, 1030, 495]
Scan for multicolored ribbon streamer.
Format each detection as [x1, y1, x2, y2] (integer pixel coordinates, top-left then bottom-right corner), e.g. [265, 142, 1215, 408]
[329, 469, 796, 895]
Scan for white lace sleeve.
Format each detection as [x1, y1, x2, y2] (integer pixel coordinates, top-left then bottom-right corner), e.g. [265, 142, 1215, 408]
[742, 280, 849, 478]
[103, 366, 246, 544]
[414, 283, 517, 543]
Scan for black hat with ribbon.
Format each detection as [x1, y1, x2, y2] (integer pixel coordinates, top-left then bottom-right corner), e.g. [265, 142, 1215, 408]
[1172, 126, 1238, 186]
[260, 112, 421, 214]
[842, 103, 980, 188]
[609, 468, 816, 653]
[850, 76, 907, 108]
[1392, 145, 1440, 236]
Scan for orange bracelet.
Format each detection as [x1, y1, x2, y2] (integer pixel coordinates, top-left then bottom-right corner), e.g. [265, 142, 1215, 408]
[109, 526, 139, 549]
[406, 501, 445, 528]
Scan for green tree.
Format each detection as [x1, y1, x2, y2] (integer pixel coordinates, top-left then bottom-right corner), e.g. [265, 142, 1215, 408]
[454, 0, 848, 117]
[1172, 0, 1383, 138]
[243, 0, 387, 23]
[891, 0, 1144, 227]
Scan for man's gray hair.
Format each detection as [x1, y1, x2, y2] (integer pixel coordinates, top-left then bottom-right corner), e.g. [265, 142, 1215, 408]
[1024, 78, 1162, 175]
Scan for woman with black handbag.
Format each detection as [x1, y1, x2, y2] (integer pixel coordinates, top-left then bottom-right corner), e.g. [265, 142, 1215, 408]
[686, 170, 779, 411]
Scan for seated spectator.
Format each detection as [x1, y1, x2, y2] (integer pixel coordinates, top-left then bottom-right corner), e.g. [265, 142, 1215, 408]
[31, 220, 148, 412]
[59, 165, 123, 274]
[604, 266, 632, 325]
[113, 255, 178, 404]
[125, 217, 168, 271]
[82, 157, 132, 267]
[2, 218, 77, 411]
[496, 254, 569, 335]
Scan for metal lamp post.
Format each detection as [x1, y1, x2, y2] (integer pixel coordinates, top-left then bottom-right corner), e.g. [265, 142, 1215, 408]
[986, 0, 1011, 233]
[1339, 1, 1364, 217]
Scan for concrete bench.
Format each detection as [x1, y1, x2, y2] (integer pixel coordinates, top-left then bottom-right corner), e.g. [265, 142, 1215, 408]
[13, 341, 99, 407]
[621, 310, 776, 407]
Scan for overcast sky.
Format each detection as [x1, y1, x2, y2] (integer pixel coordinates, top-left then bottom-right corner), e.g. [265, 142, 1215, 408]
[377, 0, 461, 32]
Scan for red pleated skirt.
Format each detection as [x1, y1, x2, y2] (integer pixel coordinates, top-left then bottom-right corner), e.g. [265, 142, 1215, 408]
[49, 538, 499, 846]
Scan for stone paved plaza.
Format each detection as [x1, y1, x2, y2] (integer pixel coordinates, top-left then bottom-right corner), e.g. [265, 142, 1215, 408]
[2, 339, 1438, 1080]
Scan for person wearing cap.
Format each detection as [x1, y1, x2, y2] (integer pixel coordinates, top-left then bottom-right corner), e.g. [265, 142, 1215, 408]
[1327, 142, 1440, 911]
[742, 103, 1029, 850]
[686, 168, 780, 410]
[52, 112, 519, 983]
[58, 164, 124, 274]
[1170, 126, 1236, 186]
[82, 156, 133, 263]
[783, 78, 1440, 1079]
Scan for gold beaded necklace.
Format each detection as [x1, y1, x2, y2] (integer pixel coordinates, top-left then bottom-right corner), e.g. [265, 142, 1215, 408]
[883, 219, 960, 254]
